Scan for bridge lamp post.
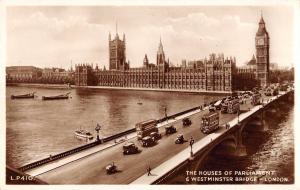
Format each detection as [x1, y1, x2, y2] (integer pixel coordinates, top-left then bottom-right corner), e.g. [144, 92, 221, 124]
[95, 124, 101, 142]
[189, 137, 195, 158]
[163, 106, 168, 123]
[237, 109, 240, 124]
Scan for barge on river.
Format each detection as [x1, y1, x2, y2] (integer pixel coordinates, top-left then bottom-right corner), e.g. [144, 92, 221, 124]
[11, 92, 36, 99]
[42, 92, 71, 100]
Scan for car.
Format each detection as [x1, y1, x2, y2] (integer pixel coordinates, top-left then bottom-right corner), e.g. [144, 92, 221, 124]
[123, 142, 139, 155]
[150, 131, 161, 141]
[106, 163, 117, 174]
[182, 118, 192, 127]
[141, 136, 155, 147]
[165, 125, 177, 135]
[175, 134, 185, 144]
[214, 100, 222, 110]
[209, 105, 216, 112]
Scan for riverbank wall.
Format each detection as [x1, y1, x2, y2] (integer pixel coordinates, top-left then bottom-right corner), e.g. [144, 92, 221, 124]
[7, 83, 232, 95]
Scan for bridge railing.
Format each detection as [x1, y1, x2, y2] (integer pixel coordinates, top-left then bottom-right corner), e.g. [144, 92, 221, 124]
[18, 128, 136, 172]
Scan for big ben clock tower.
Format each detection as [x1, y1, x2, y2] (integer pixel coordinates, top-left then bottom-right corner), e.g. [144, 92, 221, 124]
[255, 14, 270, 87]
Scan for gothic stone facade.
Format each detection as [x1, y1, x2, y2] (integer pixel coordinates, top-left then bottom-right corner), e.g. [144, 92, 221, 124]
[75, 31, 250, 92]
[75, 54, 236, 92]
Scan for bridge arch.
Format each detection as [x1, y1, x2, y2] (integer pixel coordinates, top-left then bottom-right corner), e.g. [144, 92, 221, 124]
[192, 134, 240, 171]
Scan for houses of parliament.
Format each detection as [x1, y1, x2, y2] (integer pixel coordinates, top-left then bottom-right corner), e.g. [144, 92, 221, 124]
[75, 15, 270, 92]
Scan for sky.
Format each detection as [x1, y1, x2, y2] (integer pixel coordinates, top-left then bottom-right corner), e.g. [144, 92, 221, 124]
[6, 6, 294, 70]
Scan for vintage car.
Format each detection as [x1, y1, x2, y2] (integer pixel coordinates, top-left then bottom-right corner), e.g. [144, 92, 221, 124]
[106, 163, 117, 174]
[141, 136, 155, 147]
[123, 142, 139, 155]
[150, 131, 161, 141]
[214, 100, 222, 110]
[165, 125, 177, 135]
[182, 118, 192, 127]
[175, 134, 185, 144]
[209, 104, 216, 112]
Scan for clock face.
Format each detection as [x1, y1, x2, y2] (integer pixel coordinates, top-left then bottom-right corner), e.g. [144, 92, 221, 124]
[257, 38, 264, 46]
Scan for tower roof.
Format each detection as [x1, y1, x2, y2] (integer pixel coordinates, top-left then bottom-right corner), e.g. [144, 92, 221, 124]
[248, 54, 256, 66]
[158, 37, 164, 54]
[259, 14, 265, 24]
[144, 54, 148, 62]
[256, 14, 268, 36]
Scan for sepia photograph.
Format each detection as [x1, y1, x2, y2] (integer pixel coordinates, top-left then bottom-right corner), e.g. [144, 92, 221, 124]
[1, 0, 298, 188]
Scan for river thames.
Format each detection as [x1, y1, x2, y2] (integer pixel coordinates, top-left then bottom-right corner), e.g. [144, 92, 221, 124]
[6, 86, 221, 168]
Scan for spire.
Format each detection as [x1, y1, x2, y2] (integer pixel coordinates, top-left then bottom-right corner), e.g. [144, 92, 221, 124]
[257, 11, 268, 36]
[115, 21, 119, 39]
[116, 21, 118, 34]
[70, 60, 73, 71]
[158, 37, 164, 54]
[259, 10, 265, 24]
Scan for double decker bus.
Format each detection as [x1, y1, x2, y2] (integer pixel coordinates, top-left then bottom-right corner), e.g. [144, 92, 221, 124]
[135, 119, 158, 140]
[200, 112, 219, 134]
[251, 92, 261, 106]
[221, 97, 240, 114]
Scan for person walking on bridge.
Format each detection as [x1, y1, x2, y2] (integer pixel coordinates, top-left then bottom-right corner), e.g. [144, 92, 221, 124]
[147, 165, 152, 176]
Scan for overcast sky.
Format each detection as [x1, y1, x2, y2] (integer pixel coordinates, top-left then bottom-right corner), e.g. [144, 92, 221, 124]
[6, 6, 293, 70]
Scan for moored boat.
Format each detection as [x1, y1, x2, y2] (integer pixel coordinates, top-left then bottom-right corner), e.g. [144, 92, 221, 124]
[137, 97, 143, 105]
[42, 92, 71, 100]
[74, 129, 94, 140]
[11, 92, 36, 99]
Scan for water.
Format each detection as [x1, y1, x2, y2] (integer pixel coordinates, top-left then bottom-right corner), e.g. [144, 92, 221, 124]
[200, 102, 294, 184]
[6, 86, 221, 168]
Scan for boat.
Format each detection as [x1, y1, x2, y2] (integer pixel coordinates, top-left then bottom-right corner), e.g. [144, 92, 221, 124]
[42, 92, 71, 100]
[137, 97, 143, 105]
[74, 129, 94, 140]
[11, 92, 36, 99]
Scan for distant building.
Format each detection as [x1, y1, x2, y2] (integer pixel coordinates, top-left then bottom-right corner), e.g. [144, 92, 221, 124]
[269, 63, 278, 70]
[6, 66, 42, 81]
[42, 68, 70, 78]
[6, 66, 74, 84]
[247, 54, 257, 71]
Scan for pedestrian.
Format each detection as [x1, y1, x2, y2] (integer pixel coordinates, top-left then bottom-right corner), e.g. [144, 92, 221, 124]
[226, 123, 229, 129]
[147, 166, 152, 176]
